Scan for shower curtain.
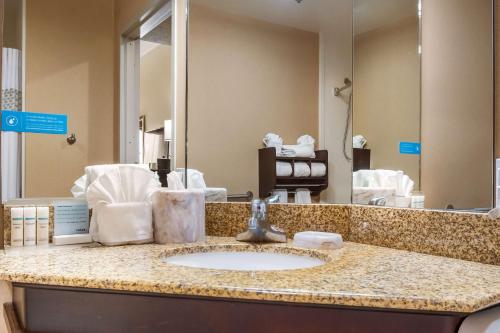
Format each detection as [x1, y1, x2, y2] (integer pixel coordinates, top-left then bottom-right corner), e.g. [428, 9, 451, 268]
[1, 48, 22, 201]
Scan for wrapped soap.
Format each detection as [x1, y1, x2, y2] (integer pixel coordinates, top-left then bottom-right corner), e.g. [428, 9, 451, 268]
[152, 189, 205, 244]
[293, 231, 343, 250]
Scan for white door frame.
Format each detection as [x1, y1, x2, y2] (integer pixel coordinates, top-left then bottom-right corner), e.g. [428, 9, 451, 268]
[120, 0, 177, 166]
[120, 38, 141, 164]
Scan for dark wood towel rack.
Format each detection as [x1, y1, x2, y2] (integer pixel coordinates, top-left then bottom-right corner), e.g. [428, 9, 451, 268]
[258, 147, 328, 199]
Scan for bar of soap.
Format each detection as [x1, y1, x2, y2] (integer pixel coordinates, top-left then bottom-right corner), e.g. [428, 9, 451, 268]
[293, 231, 343, 250]
[53, 234, 92, 246]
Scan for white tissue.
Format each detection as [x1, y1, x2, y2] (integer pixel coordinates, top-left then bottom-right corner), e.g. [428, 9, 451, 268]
[167, 171, 186, 190]
[71, 164, 152, 199]
[86, 166, 161, 245]
[352, 169, 414, 207]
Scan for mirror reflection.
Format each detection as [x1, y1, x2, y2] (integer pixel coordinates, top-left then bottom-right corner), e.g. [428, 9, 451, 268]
[0, 0, 179, 201]
[186, 0, 494, 210]
[0, 0, 495, 212]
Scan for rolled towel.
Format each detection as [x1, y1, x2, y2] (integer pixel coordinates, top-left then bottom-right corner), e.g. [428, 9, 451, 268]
[282, 144, 316, 158]
[276, 161, 293, 177]
[294, 162, 311, 177]
[311, 163, 327, 177]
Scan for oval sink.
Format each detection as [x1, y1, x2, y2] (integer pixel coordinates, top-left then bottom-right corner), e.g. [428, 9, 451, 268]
[164, 250, 326, 271]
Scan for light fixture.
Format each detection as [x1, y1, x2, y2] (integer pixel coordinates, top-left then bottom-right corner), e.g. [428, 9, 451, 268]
[164, 119, 172, 158]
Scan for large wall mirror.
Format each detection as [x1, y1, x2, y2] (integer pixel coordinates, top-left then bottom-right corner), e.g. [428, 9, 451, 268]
[0, 0, 494, 212]
[0, 0, 186, 202]
[186, 0, 495, 211]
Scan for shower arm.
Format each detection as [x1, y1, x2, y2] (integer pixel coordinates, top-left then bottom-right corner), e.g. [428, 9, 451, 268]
[334, 78, 352, 97]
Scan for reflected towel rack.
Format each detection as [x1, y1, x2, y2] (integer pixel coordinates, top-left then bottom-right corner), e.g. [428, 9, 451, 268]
[258, 148, 329, 199]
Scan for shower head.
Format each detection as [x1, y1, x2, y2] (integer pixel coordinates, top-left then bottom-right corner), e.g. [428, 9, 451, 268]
[334, 78, 352, 96]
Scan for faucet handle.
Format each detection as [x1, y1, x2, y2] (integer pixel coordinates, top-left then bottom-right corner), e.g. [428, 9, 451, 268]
[251, 199, 267, 214]
[265, 194, 280, 204]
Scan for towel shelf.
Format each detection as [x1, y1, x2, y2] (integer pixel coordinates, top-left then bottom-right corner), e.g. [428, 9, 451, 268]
[259, 147, 329, 199]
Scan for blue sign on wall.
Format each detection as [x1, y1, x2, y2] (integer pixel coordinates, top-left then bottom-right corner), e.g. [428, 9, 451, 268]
[1, 110, 67, 135]
[399, 142, 421, 155]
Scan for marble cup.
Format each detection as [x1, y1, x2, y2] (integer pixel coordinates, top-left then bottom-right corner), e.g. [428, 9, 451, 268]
[152, 189, 206, 244]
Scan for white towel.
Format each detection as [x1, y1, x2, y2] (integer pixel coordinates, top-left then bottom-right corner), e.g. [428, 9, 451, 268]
[311, 163, 326, 177]
[295, 189, 312, 204]
[281, 144, 315, 158]
[263, 133, 283, 155]
[86, 166, 161, 245]
[276, 162, 292, 177]
[294, 162, 311, 177]
[297, 135, 315, 145]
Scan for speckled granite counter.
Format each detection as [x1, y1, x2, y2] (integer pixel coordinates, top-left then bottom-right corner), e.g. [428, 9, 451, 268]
[0, 237, 498, 313]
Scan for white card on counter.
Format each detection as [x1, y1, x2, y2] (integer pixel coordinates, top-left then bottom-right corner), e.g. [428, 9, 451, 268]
[53, 200, 89, 236]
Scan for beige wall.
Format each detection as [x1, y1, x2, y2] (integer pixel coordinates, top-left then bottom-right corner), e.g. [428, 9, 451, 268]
[140, 44, 171, 132]
[422, 0, 493, 209]
[3, 0, 22, 49]
[353, 18, 420, 188]
[496, 0, 500, 159]
[25, 0, 115, 197]
[188, 4, 319, 195]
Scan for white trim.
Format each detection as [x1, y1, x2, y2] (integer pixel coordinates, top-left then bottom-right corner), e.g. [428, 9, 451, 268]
[140, 2, 172, 39]
[21, 0, 26, 198]
[119, 38, 126, 162]
[121, 39, 141, 164]
[318, 32, 325, 150]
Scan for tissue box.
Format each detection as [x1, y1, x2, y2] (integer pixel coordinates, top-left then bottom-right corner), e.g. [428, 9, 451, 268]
[95, 202, 154, 246]
[153, 189, 205, 244]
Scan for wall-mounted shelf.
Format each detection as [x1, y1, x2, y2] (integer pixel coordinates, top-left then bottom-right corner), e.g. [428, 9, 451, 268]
[258, 147, 329, 198]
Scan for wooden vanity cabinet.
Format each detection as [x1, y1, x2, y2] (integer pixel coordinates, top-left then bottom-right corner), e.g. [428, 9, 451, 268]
[8, 283, 466, 333]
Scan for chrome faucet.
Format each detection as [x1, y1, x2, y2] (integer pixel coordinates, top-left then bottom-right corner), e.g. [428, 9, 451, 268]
[236, 195, 287, 243]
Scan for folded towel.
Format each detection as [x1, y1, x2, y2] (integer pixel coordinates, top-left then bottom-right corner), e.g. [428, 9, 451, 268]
[276, 161, 293, 177]
[295, 188, 312, 204]
[204, 188, 227, 202]
[297, 135, 315, 145]
[281, 144, 316, 158]
[294, 162, 311, 177]
[311, 163, 326, 177]
[263, 133, 283, 155]
[263, 133, 316, 158]
[353, 135, 367, 149]
[86, 166, 161, 245]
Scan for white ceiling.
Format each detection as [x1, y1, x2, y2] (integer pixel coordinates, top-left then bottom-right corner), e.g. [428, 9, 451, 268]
[191, 0, 418, 35]
[191, 0, 339, 33]
[354, 0, 418, 35]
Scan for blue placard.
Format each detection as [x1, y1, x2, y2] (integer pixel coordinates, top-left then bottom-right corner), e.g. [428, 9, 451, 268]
[399, 142, 421, 155]
[1, 110, 67, 135]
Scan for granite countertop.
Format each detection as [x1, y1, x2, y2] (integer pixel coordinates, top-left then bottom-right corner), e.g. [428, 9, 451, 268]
[0, 237, 498, 313]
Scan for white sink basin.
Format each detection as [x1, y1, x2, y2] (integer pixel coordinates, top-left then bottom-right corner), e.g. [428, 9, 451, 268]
[164, 251, 326, 271]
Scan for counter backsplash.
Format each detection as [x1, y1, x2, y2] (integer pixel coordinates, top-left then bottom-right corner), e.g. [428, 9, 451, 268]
[1, 203, 498, 265]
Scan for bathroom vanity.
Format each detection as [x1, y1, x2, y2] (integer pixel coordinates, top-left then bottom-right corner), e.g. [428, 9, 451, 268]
[0, 236, 498, 333]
